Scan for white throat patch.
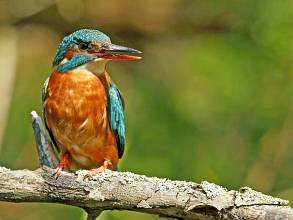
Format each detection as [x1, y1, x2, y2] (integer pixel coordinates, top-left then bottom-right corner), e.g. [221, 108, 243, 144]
[77, 58, 108, 74]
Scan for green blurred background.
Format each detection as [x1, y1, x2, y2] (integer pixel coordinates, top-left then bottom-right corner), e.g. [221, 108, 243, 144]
[0, 0, 292, 219]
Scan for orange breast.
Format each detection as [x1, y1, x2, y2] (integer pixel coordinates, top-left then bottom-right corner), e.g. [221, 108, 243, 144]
[43, 69, 118, 170]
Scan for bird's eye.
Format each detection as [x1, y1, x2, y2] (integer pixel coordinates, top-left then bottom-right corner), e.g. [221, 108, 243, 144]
[78, 42, 89, 50]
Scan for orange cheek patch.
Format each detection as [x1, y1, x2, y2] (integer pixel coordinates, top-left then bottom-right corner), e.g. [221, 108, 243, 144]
[64, 48, 81, 60]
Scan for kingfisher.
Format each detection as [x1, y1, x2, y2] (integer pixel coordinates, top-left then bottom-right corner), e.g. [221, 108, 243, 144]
[42, 29, 141, 178]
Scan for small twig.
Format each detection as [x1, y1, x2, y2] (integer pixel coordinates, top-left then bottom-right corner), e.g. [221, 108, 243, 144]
[31, 111, 59, 168]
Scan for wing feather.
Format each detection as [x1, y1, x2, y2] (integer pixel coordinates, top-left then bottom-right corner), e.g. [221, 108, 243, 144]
[107, 82, 125, 158]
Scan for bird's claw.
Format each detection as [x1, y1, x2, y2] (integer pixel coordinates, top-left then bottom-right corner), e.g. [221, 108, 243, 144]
[83, 173, 93, 181]
[83, 166, 106, 181]
[52, 167, 62, 179]
[52, 152, 69, 179]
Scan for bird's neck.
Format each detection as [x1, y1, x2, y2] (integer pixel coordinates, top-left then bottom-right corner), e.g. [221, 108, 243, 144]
[59, 57, 111, 87]
[76, 59, 112, 88]
[98, 71, 112, 89]
[76, 58, 109, 75]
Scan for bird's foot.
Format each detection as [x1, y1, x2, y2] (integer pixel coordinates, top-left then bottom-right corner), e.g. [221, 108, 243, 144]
[84, 167, 106, 180]
[83, 160, 112, 180]
[52, 152, 70, 179]
[52, 167, 63, 179]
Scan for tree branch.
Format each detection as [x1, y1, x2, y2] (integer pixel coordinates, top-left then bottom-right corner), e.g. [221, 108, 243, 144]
[0, 166, 291, 220]
[0, 111, 291, 220]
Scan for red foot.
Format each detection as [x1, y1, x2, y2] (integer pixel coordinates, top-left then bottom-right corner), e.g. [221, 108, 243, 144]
[84, 160, 112, 180]
[53, 152, 70, 179]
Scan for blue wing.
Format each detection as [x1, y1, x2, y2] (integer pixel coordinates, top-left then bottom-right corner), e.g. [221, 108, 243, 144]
[107, 82, 125, 158]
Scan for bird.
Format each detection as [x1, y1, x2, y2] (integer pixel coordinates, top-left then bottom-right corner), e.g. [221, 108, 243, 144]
[42, 29, 141, 178]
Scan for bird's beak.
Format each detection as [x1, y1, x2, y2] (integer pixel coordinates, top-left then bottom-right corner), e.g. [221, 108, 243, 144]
[94, 43, 142, 61]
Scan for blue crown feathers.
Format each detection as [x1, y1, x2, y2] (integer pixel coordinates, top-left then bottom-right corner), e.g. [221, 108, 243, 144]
[53, 29, 111, 66]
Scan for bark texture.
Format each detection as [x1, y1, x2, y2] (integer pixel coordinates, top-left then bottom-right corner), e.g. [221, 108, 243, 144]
[0, 166, 291, 220]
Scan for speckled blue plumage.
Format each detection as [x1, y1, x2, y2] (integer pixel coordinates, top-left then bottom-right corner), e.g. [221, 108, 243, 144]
[53, 29, 111, 66]
[107, 82, 125, 158]
[57, 53, 96, 73]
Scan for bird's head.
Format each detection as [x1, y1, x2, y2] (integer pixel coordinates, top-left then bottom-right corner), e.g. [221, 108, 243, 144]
[53, 29, 142, 73]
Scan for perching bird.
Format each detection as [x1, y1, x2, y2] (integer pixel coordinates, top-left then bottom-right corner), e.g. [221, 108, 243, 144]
[42, 29, 141, 177]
